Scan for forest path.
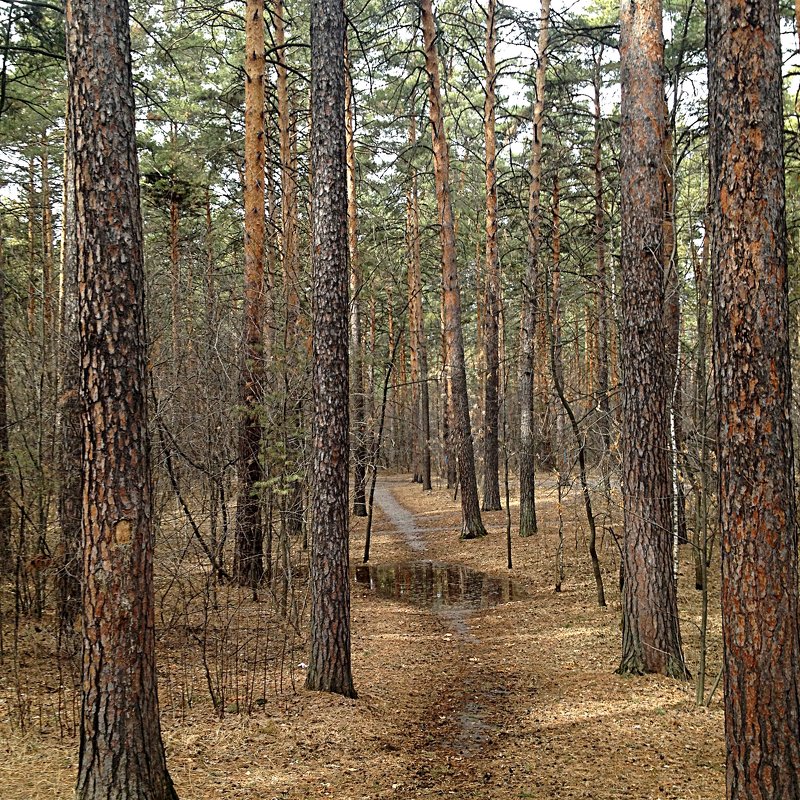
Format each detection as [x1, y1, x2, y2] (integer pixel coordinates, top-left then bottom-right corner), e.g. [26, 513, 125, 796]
[350, 476, 528, 797]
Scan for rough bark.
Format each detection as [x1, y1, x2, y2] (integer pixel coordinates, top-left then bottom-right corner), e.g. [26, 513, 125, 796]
[233, 0, 267, 588]
[420, 0, 486, 539]
[518, 0, 550, 537]
[481, 0, 501, 512]
[708, 2, 800, 796]
[306, 0, 356, 698]
[618, 0, 687, 679]
[66, 0, 178, 792]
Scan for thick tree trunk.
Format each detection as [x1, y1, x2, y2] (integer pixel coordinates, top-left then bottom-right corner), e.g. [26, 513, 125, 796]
[233, 0, 267, 588]
[518, 0, 550, 537]
[66, 0, 178, 793]
[345, 65, 368, 517]
[618, 0, 687, 679]
[481, 0, 501, 512]
[420, 0, 486, 539]
[57, 104, 81, 634]
[406, 114, 432, 491]
[708, 2, 800, 796]
[306, 0, 356, 698]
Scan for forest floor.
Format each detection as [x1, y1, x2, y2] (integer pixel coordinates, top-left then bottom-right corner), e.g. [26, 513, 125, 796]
[1, 473, 726, 799]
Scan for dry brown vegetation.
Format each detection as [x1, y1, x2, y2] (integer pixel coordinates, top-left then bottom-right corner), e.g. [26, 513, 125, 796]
[1, 474, 724, 799]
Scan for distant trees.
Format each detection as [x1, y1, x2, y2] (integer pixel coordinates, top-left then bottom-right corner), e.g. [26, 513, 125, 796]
[617, 0, 687, 678]
[306, 0, 356, 698]
[708, 0, 800, 795]
[66, 0, 177, 794]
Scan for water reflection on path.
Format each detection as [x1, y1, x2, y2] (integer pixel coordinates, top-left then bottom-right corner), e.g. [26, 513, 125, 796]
[354, 560, 525, 611]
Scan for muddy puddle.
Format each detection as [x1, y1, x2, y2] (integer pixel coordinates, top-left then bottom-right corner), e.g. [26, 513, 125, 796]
[353, 560, 526, 611]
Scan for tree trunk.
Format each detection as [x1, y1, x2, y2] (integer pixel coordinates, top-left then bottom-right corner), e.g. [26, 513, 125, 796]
[592, 45, 611, 484]
[708, 2, 800, 795]
[306, 0, 356, 698]
[345, 63, 368, 517]
[406, 113, 432, 491]
[518, 0, 550, 537]
[233, 0, 267, 588]
[0, 226, 9, 576]
[57, 101, 81, 634]
[481, 0, 501, 512]
[618, 0, 687, 679]
[40, 144, 55, 340]
[66, 0, 178, 792]
[663, 126, 687, 548]
[26, 156, 37, 336]
[274, 0, 305, 542]
[420, 0, 486, 539]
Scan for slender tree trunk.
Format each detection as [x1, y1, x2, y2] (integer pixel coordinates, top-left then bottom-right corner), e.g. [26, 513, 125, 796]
[519, 0, 550, 537]
[692, 219, 709, 591]
[274, 0, 305, 541]
[169, 178, 180, 373]
[406, 113, 432, 491]
[592, 45, 611, 484]
[708, 2, 800, 795]
[420, 0, 486, 539]
[618, 0, 687, 679]
[66, 0, 177, 792]
[345, 63, 368, 516]
[40, 144, 55, 340]
[481, 0, 501, 511]
[306, 0, 356, 698]
[27, 156, 37, 336]
[440, 294, 456, 489]
[0, 227, 9, 576]
[663, 126, 687, 548]
[57, 101, 81, 634]
[233, 0, 266, 588]
[551, 172, 564, 466]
